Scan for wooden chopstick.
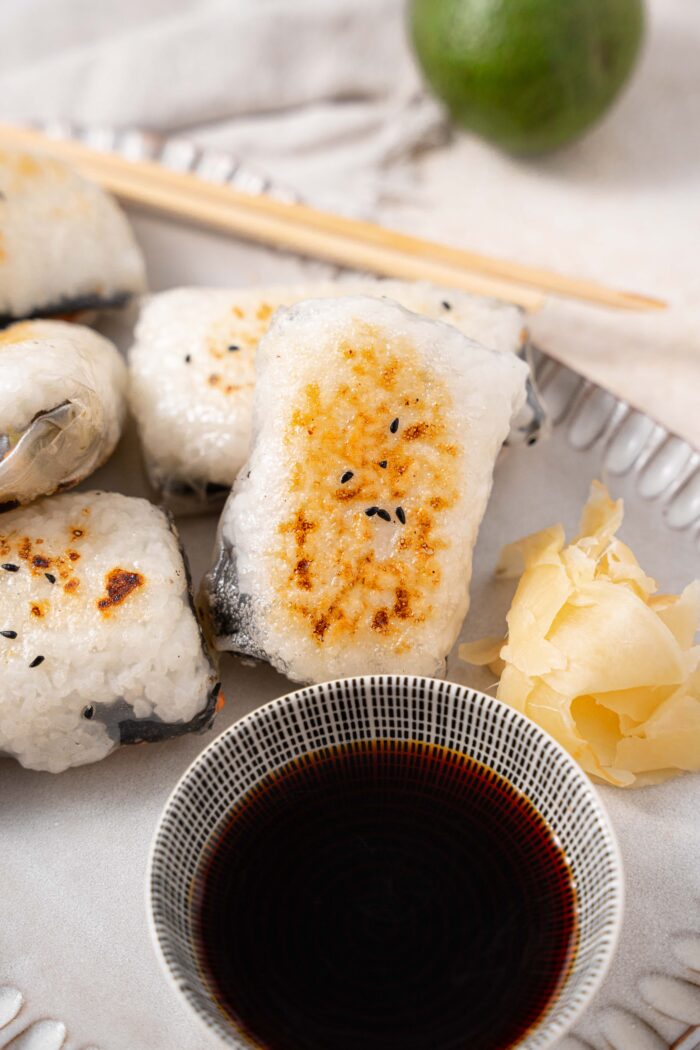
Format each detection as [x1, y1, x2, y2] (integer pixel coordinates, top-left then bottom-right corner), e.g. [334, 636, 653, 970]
[0, 124, 665, 313]
[56, 156, 548, 311]
[0, 124, 541, 311]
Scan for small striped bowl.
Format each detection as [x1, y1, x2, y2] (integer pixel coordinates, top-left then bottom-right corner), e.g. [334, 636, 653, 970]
[147, 676, 623, 1049]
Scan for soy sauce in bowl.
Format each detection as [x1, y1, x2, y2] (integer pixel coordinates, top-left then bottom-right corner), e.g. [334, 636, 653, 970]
[195, 740, 577, 1050]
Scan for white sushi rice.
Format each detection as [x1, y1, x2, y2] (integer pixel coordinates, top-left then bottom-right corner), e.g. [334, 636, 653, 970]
[0, 491, 217, 772]
[0, 321, 127, 506]
[128, 281, 525, 502]
[0, 151, 145, 320]
[203, 296, 527, 684]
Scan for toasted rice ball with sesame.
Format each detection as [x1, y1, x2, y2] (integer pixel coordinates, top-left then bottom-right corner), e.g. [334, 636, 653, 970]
[201, 296, 527, 684]
[0, 491, 219, 772]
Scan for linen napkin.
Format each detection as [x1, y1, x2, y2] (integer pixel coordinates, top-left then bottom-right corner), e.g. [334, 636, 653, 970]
[0, 0, 445, 205]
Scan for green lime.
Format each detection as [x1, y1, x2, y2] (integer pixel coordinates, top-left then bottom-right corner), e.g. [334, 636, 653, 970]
[410, 0, 645, 155]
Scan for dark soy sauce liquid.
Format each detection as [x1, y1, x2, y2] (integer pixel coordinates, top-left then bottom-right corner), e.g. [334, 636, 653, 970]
[196, 742, 577, 1050]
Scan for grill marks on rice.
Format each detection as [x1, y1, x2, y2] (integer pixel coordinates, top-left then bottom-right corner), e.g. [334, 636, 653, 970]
[199, 302, 266, 402]
[1, 529, 82, 588]
[97, 568, 145, 615]
[274, 325, 462, 650]
[0, 505, 146, 670]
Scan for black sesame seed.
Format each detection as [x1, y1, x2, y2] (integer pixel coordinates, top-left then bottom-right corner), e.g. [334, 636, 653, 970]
[396, 506, 406, 524]
[442, 300, 452, 310]
[1, 630, 17, 639]
[527, 434, 538, 447]
[227, 344, 240, 352]
[29, 655, 44, 668]
[184, 354, 192, 364]
[340, 471, 354, 484]
[83, 705, 95, 721]
[1, 563, 19, 572]
[378, 460, 388, 469]
[390, 418, 399, 434]
[45, 573, 56, 584]
[376, 509, 392, 522]
[365, 507, 378, 517]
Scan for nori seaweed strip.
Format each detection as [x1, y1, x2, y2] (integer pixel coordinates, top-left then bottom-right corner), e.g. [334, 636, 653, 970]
[0, 290, 131, 329]
[116, 682, 222, 745]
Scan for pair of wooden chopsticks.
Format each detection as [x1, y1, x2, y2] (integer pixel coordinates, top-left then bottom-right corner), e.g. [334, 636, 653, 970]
[0, 123, 665, 314]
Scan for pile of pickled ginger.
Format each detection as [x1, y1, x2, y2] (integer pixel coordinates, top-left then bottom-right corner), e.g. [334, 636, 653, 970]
[460, 482, 700, 787]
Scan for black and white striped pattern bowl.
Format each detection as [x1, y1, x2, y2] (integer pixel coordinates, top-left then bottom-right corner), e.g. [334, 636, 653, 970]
[147, 676, 623, 1049]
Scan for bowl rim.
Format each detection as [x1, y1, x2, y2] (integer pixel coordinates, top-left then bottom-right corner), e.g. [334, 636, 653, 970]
[146, 674, 624, 1050]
